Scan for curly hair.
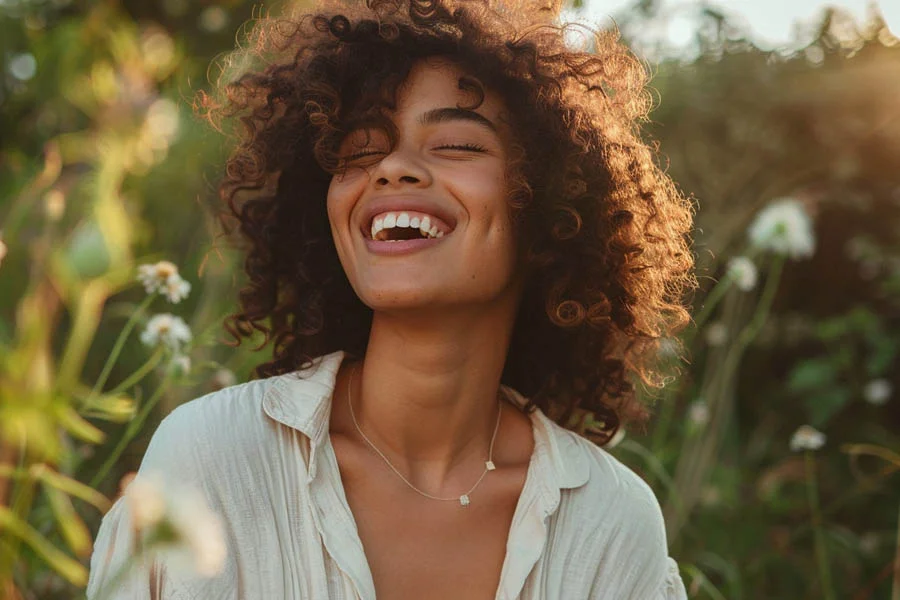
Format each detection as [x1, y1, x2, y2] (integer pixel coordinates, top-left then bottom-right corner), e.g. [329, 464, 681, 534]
[199, 0, 696, 445]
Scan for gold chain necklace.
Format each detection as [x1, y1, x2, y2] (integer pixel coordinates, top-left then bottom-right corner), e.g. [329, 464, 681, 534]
[346, 364, 501, 507]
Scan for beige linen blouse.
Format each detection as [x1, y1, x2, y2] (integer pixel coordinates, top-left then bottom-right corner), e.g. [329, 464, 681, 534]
[88, 351, 687, 599]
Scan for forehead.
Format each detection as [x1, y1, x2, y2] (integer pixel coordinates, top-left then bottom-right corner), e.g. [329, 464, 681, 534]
[393, 58, 509, 129]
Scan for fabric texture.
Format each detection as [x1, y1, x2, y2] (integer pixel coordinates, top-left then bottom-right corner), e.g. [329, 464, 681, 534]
[87, 351, 688, 599]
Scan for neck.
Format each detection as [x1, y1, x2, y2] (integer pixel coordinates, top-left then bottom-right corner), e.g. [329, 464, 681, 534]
[347, 300, 518, 493]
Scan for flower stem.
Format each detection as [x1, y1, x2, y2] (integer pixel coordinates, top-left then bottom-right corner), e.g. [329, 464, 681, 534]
[90, 370, 173, 489]
[107, 348, 165, 397]
[82, 294, 156, 410]
[806, 451, 835, 600]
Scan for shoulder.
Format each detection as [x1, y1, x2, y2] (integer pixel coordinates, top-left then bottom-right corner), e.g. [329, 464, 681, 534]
[138, 376, 287, 477]
[545, 423, 674, 593]
[543, 418, 665, 526]
[154, 378, 272, 438]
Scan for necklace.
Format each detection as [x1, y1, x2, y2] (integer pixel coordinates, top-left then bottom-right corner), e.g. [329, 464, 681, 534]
[346, 364, 502, 507]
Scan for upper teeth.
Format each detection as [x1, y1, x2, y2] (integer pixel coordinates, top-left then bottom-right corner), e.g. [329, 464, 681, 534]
[371, 211, 444, 241]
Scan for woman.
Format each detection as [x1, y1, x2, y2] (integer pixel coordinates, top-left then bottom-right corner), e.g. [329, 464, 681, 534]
[89, 0, 695, 598]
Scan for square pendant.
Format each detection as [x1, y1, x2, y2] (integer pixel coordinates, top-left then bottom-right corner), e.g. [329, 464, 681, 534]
[459, 494, 470, 506]
[485, 460, 496, 471]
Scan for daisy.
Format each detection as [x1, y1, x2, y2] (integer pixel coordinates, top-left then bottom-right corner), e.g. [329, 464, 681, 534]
[140, 314, 192, 351]
[790, 425, 826, 452]
[137, 261, 192, 303]
[124, 472, 227, 578]
[862, 379, 892, 406]
[748, 198, 816, 260]
[726, 256, 758, 291]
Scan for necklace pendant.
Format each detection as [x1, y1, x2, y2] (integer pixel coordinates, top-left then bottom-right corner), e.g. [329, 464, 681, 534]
[485, 460, 495, 471]
[459, 494, 470, 507]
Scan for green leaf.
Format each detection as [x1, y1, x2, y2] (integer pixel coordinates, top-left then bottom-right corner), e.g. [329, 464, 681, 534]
[0, 506, 88, 586]
[45, 487, 93, 557]
[54, 404, 105, 444]
[787, 358, 836, 392]
[805, 387, 852, 427]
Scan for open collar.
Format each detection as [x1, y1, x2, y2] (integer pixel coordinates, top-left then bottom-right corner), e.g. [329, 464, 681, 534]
[261, 350, 590, 489]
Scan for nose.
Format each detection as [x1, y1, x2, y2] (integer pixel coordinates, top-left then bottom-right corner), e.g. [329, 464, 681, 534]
[372, 147, 432, 189]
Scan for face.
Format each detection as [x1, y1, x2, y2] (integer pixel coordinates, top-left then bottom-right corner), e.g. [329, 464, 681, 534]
[326, 58, 522, 315]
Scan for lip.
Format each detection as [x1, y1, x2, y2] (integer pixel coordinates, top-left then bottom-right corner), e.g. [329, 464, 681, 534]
[358, 194, 458, 239]
[364, 236, 446, 256]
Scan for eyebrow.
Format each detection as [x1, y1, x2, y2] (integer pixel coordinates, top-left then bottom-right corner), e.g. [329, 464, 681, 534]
[418, 107, 498, 133]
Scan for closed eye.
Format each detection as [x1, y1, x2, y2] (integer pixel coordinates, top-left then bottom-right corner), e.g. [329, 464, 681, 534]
[344, 150, 384, 160]
[434, 143, 487, 152]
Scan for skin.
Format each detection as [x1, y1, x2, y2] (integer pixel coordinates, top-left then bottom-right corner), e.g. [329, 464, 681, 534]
[325, 58, 536, 597]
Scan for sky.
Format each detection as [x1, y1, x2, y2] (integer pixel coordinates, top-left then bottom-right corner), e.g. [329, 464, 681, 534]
[578, 0, 899, 50]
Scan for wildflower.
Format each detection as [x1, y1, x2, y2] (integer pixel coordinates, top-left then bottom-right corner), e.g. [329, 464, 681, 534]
[163, 485, 228, 577]
[789, 425, 826, 452]
[140, 314, 192, 351]
[704, 322, 728, 347]
[748, 198, 815, 259]
[211, 368, 237, 391]
[137, 261, 191, 303]
[862, 379, 892, 406]
[171, 354, 191, 377]
[123, 472, 227, 578]
[125, 473, 167, 531]
[688, 400, 710, 427]
[726, 256, 758, 291]
[163, 275, 191, 304]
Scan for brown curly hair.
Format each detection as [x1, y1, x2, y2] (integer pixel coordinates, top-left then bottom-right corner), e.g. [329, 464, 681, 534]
[199, 0, 696, 445]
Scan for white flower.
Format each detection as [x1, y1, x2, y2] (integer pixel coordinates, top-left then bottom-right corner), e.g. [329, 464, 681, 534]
[163, 486, 228, 577]
[140, 314, 192, 351]
[137, 261, 192, 303]
[124, 472, 227, 578]
[863, 379, 892, 406]
[688, 400, 710, 427]
[171, 354, 191, 376]
[790, 425, 826, 452]
[211, 368, 237, 391]
[125, 472, 167, 531]
[727, 256, 758, 291]
[163, 275, 191, 304]
[748, 198, 816, 259]
[704, 322, 728, 347]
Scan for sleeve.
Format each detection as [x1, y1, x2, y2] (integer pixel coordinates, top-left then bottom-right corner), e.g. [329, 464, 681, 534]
[659, 557, 688, 600]
[86, 404, 208, 599]
[584, 450, 689, 600]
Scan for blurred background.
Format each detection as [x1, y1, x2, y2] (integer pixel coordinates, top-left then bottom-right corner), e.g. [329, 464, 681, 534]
[0, 0, 898, 598]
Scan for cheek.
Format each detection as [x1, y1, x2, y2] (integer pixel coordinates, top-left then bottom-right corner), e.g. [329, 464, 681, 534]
[326, 172, 365, 234]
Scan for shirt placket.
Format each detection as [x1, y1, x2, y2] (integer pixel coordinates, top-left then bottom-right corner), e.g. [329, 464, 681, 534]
[494, 437, 560, 600]
[307, 432, 378, 600]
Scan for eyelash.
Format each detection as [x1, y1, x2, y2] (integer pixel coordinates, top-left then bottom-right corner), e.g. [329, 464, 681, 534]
[343, 143, 487, 161]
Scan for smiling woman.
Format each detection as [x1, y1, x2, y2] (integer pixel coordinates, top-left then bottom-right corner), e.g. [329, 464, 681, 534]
[87, 1, 695, 598]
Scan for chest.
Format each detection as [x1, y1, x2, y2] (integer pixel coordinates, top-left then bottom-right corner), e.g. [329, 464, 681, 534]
[331, 439, 528, 600]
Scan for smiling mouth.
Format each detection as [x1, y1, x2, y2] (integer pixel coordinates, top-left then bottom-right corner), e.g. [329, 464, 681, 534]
[368, 211, 449, 241]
